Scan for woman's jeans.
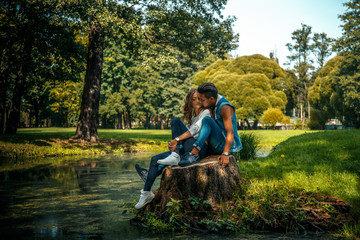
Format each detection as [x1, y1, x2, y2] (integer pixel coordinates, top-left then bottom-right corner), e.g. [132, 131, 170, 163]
[143, 118, 207, 191]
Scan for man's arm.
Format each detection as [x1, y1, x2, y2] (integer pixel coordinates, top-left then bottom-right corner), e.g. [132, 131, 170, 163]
[219, 105, 234, 167]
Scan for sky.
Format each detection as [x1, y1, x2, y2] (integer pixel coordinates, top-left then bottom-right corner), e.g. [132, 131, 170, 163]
[221, 0, 347, 68]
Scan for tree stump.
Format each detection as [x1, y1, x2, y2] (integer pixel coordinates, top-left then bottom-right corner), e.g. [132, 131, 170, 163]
[145, 155, 241, 213]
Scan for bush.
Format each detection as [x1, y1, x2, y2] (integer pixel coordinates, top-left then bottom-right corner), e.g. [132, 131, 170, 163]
[234, 132, 260, 161]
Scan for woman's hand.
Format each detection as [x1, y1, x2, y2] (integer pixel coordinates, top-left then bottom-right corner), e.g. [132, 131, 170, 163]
[168, 139, 178, 151]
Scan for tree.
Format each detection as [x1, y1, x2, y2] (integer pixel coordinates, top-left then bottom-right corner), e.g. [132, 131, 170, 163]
[286, 23, 314, 128]
[312, 33, 334, 69]
[73, 0, 239, 141]
[193, 54, 288, 129]
[332, 0, 360, 128]
[49, 81, 82, 127]
[1, 0, 86, 134]
[261, 108, 285, 129]
[309, 55, 360, 128]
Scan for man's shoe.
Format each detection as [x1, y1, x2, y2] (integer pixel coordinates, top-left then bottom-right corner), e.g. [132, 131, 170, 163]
[178, 152, 200, 167]
[157, 152, 180, 166]
[135, 164, 148, 182]
[135, 189, 155, 209]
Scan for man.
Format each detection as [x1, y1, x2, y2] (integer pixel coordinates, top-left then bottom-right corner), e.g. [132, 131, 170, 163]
[179, 82, 242, 167]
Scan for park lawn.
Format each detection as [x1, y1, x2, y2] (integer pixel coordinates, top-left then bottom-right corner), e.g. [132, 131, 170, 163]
[241, 129, 314, 148]
[237, 130, 360, 237]
[0, 128, 308, 162]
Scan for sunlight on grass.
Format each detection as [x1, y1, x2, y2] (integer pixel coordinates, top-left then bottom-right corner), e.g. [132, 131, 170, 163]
[239, 130, 360, 219]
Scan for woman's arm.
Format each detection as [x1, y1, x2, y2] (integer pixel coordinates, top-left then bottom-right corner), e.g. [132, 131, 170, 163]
[168, 109, 211, 151]
[168, 130, 192, 151]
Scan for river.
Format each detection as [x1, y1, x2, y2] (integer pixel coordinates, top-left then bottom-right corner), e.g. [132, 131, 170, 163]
[0, 153, 340, 239]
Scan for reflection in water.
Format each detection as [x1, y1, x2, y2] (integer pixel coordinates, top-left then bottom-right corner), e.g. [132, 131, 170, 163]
[0, 153, 334, 239]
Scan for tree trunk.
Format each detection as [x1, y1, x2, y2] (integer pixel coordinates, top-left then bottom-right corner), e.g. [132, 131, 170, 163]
[119, 113, 123, 129]
[74, 20, 104, 142]
[145, 155, 241, 213]
[160, 115, 164, 130]
[34, 100, 39, 127]
[253, 120, 258, 130]
[245, 119, 252, 130]
[5, 37, 33, 134]
[0, 47, 10, 134]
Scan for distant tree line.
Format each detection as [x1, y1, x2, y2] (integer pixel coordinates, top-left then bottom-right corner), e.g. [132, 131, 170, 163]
[1, 0, 359, 139]
[0, 0, 239, 141]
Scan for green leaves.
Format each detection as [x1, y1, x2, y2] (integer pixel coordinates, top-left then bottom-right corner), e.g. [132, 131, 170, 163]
[193, 55, 288, 124]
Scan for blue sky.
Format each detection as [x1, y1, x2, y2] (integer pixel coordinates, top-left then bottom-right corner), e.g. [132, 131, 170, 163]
[222, 0, 347, 68]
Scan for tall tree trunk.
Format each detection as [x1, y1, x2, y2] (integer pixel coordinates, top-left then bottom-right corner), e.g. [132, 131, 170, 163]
[160, 115, 164, 130]
[74, 20, 104, 142]
[0, 47, 10, 134]
[34, 100, 39, 127]
[145, 114, 150, 129]
[5, 38, 33, 134]
[118, 112, 123, 129]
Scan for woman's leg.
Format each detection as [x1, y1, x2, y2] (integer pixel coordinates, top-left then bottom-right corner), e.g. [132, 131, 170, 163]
[143, 151, 170, 191]
[171, 118, 189, 155]
[171, 118, 188, 138]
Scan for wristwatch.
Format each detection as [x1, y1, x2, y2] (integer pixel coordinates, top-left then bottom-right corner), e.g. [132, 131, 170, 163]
[222, 152, 229, 156]
[175, 137, 180, 142]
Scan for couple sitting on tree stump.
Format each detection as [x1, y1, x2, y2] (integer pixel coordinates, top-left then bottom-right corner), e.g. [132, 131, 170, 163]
[134, 82, 243, 209]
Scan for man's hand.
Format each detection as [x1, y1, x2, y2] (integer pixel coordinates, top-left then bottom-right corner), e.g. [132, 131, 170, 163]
[218, 154, 229, 168]
[168, 139, 177, 151]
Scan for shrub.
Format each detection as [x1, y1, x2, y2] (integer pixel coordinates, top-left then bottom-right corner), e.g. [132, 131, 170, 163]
[234, 132, 260, 161]
[262, 108, 284, 129]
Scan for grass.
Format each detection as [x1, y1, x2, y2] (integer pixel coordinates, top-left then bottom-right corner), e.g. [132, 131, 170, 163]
[237, 130, 360, 236]
[129, 130, 359, 236]
[0, 128, 307, 164]
[1, 127, 359, 236]
[0, 128, 170, 167]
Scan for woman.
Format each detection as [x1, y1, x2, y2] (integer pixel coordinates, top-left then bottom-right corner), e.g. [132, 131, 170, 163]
[134, 88, 211, 209]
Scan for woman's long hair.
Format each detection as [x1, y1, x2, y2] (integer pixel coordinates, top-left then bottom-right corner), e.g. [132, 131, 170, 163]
[183, 88, 198, 124]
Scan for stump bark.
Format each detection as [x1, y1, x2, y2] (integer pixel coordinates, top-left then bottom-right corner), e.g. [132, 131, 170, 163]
[145, 155, 241, 212]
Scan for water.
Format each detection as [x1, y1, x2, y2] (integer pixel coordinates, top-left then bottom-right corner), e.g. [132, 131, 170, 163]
[0, 153, 339, 239]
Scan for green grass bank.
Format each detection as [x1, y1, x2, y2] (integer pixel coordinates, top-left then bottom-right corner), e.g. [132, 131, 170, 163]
[1, 128, 359, 236]
[129, 130, 359, 237]
[237, 130, 360, 237]
[0, 128, 307, 170]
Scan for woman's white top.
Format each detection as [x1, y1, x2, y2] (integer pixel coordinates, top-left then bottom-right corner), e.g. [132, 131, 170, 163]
[187, 109, 211, 138]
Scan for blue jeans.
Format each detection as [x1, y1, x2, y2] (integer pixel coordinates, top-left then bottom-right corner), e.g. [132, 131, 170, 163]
[193, 116, 226, 155]
[143, 118, 207, 191]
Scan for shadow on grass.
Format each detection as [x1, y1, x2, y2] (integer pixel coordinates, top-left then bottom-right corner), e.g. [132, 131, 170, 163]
[240, 130, 360, 214]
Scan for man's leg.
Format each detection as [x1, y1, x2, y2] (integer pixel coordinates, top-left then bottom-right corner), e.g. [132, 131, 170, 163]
[179, 117, 224, 167]
[192, 116, 225, 155]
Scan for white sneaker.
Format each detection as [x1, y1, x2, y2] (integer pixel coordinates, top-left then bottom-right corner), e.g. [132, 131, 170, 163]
[135, 189, 155, 209]
[157, 152, 180, 166]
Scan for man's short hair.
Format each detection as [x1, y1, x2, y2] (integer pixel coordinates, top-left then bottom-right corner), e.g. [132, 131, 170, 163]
[197, 82, 218, 99]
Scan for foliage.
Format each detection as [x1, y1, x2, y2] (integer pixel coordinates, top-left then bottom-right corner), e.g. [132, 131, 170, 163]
[285, 23, 334, 129]
[309, 1, 360, 129]
[193, 54, 288, 128]
[261, 108, 285, 129]
[309, 54, 360, 128]
[49, 81, 82, 127]
[233, 132, 260, 161]
[312, 32, 334, 69]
